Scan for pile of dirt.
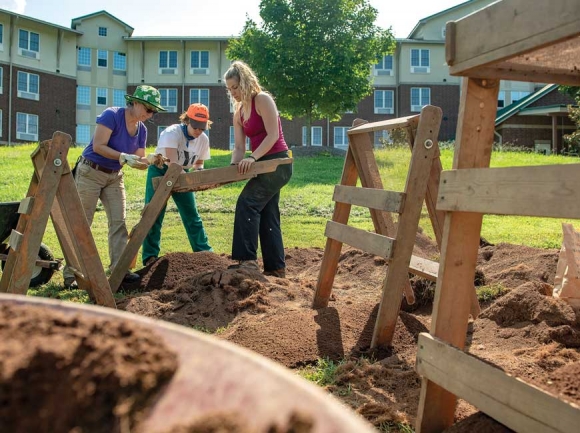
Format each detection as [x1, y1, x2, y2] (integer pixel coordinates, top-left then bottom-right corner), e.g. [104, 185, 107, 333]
[115, 239, 580, 431]
[0, 303, 178, 433]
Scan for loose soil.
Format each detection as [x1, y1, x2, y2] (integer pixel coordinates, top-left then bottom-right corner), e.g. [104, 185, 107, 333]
[115, 236, 580, 432]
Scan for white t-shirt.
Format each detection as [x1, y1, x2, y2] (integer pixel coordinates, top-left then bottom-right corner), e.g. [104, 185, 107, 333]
[155, 124, 211, 169]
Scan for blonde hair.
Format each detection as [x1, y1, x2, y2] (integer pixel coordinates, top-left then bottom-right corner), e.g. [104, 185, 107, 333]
[224, 60, 265, 123]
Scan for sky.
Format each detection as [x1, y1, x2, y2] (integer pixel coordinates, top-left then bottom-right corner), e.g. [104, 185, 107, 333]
[0, 0, 468, 38]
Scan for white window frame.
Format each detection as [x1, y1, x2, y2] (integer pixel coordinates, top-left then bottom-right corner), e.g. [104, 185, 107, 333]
[410, 87, 431, 112]
[97, 50, 107, 68]
[0, 109, 3, 137]
[113, 89, 125, 107]
[77, 47, 91, 67]
[190, 50, 210, 75]
[17, 71, 39, 101]
[0, 67, 3, 94]
[98, 27, 107, 37]
[160, 88, 178, 113]
[190, 88, 209, 107]
[159, 50, 178, 75]
[302, 126, 323, 146]
[334, 127, 349, 147]
[77, 85, 91, 106]
[113, 52, 126, 71]
[18, 29, 40, 59]
[497, 91, 506, 108]
[374, 90, 394, 114]
[0, 23, 4, 52]
[229, 126, 250, 150]
[374, 55, 393, 76]
[76, 124, 91, 146]
[16, 112, 38, 141]
[410, 48, 430, 73]
[96, 87, 107, 106]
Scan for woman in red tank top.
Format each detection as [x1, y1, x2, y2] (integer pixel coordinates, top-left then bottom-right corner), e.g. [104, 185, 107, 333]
[224, 61, 293, 278]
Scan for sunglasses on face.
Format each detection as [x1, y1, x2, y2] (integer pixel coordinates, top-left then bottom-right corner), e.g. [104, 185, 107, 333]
[143, 104, 158, 114]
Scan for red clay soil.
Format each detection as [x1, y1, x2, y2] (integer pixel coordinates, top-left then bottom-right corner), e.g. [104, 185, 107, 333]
[113, 236, 580, 432]
[0, 303, 178, 433]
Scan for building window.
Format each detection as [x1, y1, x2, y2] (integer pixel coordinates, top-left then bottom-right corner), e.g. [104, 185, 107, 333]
[98, 27, 107, 37]
[77, 47, 91, 67]
[96, 88, 107, 106]
[97, 50, 107, 68]
[190, 88, 209, 107]
[334, 127, 349, 147]
[374, 90, 394, 114]
[159, 51, 178, 74]
[18, 29, 40, 59]
[229, 126, 250, 150]
[113, 52, 126, 71]
[497, 91, 505, 108]
[77, 86, 90, 106]
[0, 67, 3, 94]
[76, 125, 91, 146]
[113, 89, 125, 107]
[0, 110, 2, 137]
[160, 89, 177, 112]
[302, 126, 323, 146]
[511, 91, 531, 104]
[0, 23, 4, 50]
[374, 55, 393, 76]
[16, 112, 38, 141]
[190, 50, 209, 74]
[410, 49, 430, 73]
[410, 87, 430, 112]
[17, 71, 39, 100]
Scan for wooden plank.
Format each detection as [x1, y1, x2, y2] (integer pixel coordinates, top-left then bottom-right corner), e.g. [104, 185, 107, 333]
[416, 333, 580, 433]
[332, 185, 404, 213]
[438, 164, 580, 218]
[371, 105, 442, 348]
[0, 255, 61, 270]
[446, 0, 580, 81]
[417, 77, 499, 433]
[154, 158, 293, 192]
[347, 115, 419, 135]
[325, 221, 394, 260]
[409, 255, 438, 281]
[109, 163, 183, 293]
[313, 147, 358, 308]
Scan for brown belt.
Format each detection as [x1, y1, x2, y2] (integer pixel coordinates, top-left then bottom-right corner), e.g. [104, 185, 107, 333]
[80, 157, 119, 174]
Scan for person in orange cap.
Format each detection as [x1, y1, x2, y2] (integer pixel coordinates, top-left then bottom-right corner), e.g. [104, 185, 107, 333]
[141, 103, 213, 266]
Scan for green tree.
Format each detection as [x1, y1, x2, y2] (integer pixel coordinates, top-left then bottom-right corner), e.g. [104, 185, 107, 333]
[227, 0, 394, 146]
[560, 86, 580, 151]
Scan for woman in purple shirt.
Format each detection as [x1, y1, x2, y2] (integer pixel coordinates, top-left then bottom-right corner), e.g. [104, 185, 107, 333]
[224, 61, 292, 278]
[63, 85, 166, 289]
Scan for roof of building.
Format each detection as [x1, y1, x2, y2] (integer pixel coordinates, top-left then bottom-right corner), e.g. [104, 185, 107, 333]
[71, 10, 134, 35]
[495, 84, 559, 126]
[407, 0, 477, 38]
[124, 36, 232, 42]
[0, 7, 82, 34]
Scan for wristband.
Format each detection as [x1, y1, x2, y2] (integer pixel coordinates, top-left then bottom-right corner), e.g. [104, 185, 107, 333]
[248, 155, 257, 162]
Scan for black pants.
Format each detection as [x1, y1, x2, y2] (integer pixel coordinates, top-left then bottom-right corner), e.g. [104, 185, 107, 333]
[232, 151, 292, 271]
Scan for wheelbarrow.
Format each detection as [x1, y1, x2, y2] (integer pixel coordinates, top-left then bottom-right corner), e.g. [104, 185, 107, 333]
[0, 201, 61, 287]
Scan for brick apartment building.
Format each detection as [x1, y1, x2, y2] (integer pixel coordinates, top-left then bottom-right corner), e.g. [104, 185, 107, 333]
[0, 0, 575, 151]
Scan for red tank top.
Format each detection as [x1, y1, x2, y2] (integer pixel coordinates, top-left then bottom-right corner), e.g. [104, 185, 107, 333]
[241, 97, 288, 155]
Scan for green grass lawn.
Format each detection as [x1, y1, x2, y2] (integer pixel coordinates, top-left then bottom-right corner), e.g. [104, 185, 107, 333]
[1, 143, 579, 288]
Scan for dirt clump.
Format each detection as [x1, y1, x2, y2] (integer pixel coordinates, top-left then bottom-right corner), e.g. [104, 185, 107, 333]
[0, 303, 178, 433]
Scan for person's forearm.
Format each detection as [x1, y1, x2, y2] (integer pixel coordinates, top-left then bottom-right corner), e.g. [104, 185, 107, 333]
[231, 147, 246, 164]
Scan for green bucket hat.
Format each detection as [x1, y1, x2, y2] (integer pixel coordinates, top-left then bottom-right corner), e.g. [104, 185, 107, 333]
[125, 85, 167, 112]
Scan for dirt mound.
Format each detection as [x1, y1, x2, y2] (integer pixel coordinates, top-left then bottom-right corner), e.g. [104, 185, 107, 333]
[113, 240, 580, 430]
[0, 303, 177, 433]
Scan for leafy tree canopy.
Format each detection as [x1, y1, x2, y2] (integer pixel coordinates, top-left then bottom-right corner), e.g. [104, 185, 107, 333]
[226, 0, 395, 124]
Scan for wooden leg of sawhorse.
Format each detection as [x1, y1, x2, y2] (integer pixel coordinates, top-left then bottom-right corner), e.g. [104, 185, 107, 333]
[108, 163, 183, 293]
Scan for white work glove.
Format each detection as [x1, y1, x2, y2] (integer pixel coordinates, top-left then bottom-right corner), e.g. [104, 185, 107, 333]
[119, 153, 148, 170]
[146, 153, 170, 168]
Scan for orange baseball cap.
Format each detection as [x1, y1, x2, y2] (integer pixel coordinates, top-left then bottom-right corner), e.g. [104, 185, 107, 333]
[187, 103, 211, 129]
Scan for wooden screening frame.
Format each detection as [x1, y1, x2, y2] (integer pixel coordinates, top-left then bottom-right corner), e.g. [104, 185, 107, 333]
[416, 0, 580, 431]
[0, 132, 116, 308]
[108, 158, 293, 293]
[312, 106, 480, 348]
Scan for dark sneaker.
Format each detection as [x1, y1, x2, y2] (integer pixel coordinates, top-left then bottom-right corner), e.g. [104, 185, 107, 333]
[144, 256, 158, 267]
[64, 277, 78, 289]
[123, 271, 141, 283]
[264, 268, 286, 278]
[228, 260, 260, 270]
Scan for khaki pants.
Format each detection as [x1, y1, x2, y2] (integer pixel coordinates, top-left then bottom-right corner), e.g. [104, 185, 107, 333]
[63, 163, 127, 280]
